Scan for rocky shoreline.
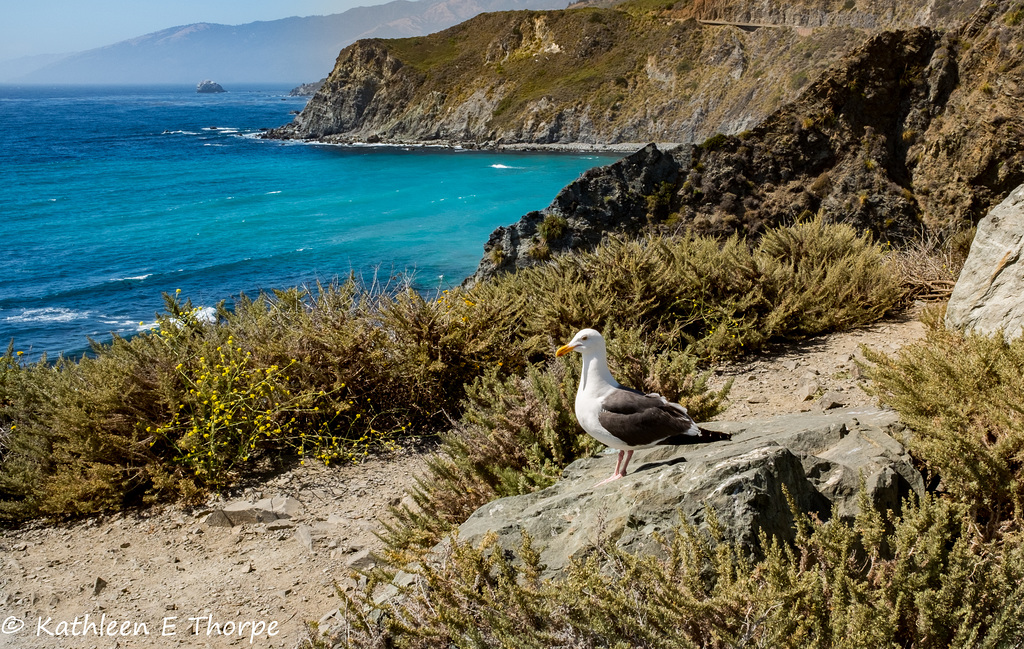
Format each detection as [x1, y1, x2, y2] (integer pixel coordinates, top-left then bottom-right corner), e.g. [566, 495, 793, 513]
[259, 130, 666, 154]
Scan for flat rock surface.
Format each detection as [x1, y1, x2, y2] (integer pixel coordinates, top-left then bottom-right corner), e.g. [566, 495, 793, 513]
[456, 407, 921, 581]
[0, 309, 926, 647]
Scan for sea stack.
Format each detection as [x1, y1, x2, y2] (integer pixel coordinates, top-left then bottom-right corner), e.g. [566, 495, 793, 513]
[196, 80, 226, 94]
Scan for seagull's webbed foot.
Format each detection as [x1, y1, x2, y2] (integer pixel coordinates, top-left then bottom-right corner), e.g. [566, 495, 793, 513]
[594, 473, 623, 487]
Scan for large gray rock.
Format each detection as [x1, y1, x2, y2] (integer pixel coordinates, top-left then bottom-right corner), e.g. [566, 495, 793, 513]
[455, 407, 922, 580]
[946, 184, 1024, 340]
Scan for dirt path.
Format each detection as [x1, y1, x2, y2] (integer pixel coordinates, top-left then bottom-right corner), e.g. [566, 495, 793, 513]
[0, 309, 928, 648]
[709, 306, 927, 421]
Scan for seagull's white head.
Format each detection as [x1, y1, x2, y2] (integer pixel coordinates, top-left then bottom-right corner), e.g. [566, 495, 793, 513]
[555, 328, 605, 358]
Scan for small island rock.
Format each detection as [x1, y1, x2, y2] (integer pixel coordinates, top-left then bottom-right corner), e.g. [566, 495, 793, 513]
[196, 80, 226, 94]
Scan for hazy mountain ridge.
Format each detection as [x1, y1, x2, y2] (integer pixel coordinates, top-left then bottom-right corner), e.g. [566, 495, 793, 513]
[7, 0, 566, 85]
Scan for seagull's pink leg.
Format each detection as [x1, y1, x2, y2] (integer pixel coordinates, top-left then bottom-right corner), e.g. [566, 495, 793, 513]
[618, 450, 634, 478]
[595, 450, 626, 486]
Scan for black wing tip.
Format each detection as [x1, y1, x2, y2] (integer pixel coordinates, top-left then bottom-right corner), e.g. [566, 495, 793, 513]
[661, 427, 732, 446]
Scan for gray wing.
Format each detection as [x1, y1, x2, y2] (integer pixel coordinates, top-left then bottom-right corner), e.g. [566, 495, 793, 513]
[597, 387, 702, 447]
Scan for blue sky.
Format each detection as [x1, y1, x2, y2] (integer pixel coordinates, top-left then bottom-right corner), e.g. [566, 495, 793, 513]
[1, 0, 395, 61]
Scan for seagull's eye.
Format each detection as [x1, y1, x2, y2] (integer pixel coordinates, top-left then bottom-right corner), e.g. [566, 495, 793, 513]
[581, 335, 588, 341]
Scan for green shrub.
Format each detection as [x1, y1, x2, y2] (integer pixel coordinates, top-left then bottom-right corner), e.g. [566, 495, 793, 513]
[470, 216, 903, 362]
[526, 241, 551, 260]
[698, 132, 730, 152]
[338, 493, 1024, 648]
[0, 282, 519, 520]
[537, 213, 567, 242]
[866, 307, 1024, 533]
[644, 181, 676, 221]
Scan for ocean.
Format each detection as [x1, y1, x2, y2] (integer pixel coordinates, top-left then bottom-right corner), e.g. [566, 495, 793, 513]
[0, 85, 618, 359]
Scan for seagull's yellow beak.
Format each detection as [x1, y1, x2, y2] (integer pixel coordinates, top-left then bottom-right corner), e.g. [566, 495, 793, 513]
[555, 343, 576, 357]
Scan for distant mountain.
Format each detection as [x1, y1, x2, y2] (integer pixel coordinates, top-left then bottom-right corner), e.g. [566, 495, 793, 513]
[9, 0, 565, 85]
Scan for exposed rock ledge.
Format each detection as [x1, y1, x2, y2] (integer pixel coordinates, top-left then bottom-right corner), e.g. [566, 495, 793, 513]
[449, 407, 920, 582]
[466, 142, 687, 285]
[369, 407, 921, 601]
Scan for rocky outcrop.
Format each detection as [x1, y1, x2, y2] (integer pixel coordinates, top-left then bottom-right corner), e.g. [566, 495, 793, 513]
[452, 407, 920, 581]
[945, 183, 1024, 340]
[468, 2, 1024, 280]
[266, 6, 878, 146]
[468, 143, 688, 283]
[289, 79, 326, 97]
[267, 0, 985, 148]
[196, 80, 226, 93]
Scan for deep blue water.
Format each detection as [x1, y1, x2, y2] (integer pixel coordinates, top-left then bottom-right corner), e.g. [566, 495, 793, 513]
[0, 85, 618, 359]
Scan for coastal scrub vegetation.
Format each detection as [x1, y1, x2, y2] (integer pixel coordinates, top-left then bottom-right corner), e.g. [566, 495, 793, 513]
[867, 305, 1024, 537]
[0, 218, 902, 521]
[335, 494, 1024, 648]
[339, 307, 1024, 649]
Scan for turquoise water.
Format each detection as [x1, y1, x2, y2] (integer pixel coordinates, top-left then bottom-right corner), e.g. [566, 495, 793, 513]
[0, 85, 618, 359]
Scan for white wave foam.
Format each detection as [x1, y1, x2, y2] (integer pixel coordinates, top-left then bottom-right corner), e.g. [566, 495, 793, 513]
[266, 190, 282, 195]
[194, 307, 218, 323]
[111, 274, 152, 282]
[5, 307, 89, 324]
[490, 164, 524, 170]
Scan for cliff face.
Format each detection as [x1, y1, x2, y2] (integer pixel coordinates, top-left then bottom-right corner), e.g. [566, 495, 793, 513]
[675, 2, 1024, 238]
[467, 2, 1024, 281]
[269, 0, 982, 146]
[470, 143, 689, 281]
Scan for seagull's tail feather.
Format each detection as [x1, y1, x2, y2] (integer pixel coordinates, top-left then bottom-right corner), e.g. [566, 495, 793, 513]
[660, 426, 732, 445]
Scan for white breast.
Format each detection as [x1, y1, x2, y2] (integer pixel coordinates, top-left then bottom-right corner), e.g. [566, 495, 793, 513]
[575, 387, 627, 449]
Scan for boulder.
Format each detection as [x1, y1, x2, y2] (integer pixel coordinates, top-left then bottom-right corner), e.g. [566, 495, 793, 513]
[945, 184, 1024, 340]
[455, 407, 922, 581]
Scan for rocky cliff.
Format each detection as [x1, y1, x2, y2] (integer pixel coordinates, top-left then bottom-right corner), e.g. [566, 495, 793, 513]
[268, 0, 982, 147]
[469, 1, 1024, 281]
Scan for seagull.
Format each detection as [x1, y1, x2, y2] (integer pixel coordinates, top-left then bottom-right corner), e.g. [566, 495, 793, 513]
[555, 328, 731, 485]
